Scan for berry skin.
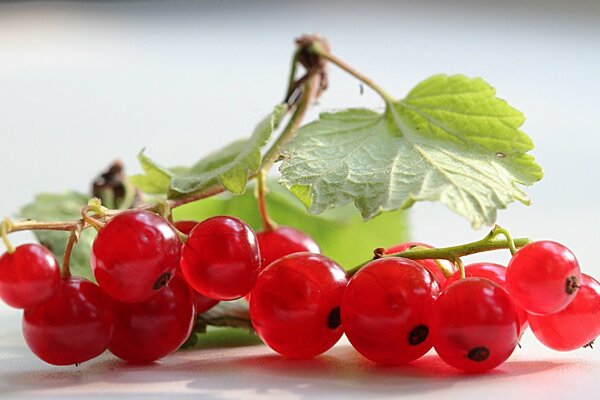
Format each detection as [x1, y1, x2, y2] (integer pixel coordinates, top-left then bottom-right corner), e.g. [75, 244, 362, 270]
[109, 274, 195, 363]
[529, 274, 600, 351]
[385, 242, 447, 284]
[444, 262, 528, 335]
[181, 216, 260, 301]
[342, 258, 440, 364]
[431, 278, 520, 373]
[22, 277, 114, 366]
[174, 221, 219, 314]
[256, 226, 320, 270]
[249, 253, 348, 358]
[91, 210, 181, 303]
[0, 244, 61, 309]
[506, 241, 581, 315]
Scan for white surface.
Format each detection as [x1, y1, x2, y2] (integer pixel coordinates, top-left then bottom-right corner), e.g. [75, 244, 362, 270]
[1, 1, 600, 399]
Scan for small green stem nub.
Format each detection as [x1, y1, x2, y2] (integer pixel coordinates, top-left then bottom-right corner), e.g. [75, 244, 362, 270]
[1, 218, 15, 254]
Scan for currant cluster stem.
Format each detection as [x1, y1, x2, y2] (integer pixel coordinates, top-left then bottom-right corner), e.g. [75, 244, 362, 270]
[347, 226, 531, 277]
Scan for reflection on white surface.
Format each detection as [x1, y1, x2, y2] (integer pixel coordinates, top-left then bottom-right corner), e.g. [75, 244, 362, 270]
[0, 1, 599, 397]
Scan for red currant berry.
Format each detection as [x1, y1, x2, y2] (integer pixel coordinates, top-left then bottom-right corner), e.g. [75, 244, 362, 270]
[174, 221, 219, 314]
[342, 258, 440, 364]
[22, 277, 114, 365]
[181, 216, 260, 301]
[506, 241, 580, 315]
[528, 274, 600, 351]
[109, 274, 194, 363]
[91, 210, 181, 303]
[431, 278, 520, 373]
[444, 262, 528, 334]
[385, 242, 446, 284]
[249, 253, 348, 358]
[256, 226, 320, 270]
[0, 244, 61, 309]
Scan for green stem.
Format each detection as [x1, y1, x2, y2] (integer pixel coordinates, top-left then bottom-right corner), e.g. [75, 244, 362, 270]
[347, 227, 531, 277]
[256, 169, 276, 232]
[261, 75, 317, 172]
[1, 218, 15, 253]
[308, 42, 396, 105]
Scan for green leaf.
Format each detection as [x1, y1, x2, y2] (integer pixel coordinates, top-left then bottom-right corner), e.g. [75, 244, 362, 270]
[129, 151, 173, 195]
[19, 192, 96, 281]
[130, 104, 288, 197]
[279, 75, 543, 228]
[173, 181, 408, 269]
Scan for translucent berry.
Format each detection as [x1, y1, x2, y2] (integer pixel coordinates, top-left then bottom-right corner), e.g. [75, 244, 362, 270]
[249, 253, 348, 358]
[342, 258, 440, 364]
[109, 274, 194, 363]
[181, 216, 260, 300]
[506, 241, 580, 315]
[431, 278, 520, 373]
[444, 262, 528, 334]
[91, 210, 181, 303]
[22, 277, 114, 365]
[0, 244, 61, 309]
[529, 274, 600, 351]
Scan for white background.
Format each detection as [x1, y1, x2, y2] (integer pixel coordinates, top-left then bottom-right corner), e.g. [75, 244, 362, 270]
[1, 1, 599, 399]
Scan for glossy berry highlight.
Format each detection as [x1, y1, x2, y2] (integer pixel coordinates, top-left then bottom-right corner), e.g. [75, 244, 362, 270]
[249, 253, 348, 358]
[431, 278, 520, 373]
[529, 274, 600, 351]
[22, 277, 114, 366]
[0, 244, 61, 309]
[91, 210, 181, 303]
[342, 257, 440, 364]
[506, 241, 580, 315]
[181, 216, 260, 300]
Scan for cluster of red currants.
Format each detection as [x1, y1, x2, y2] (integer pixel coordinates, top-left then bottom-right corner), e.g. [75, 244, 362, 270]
[0, 210, 319, 365]
[249, 240, 600, 373]
[1, 210, 599, 374]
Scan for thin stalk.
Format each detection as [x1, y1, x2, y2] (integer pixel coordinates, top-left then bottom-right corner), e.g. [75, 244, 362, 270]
[256, 170, 276, 232]
[1, 218, 15, 253]
[261, 76, 317, 172]
[308, 42, 396, 104]
[347, 227, 530, 277]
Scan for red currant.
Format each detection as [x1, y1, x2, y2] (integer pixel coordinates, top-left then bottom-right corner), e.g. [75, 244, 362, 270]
[528, 274, 600, 351]
[431, 278, 519, 373]
[174, 220, 220, 314]
[22, 277, 114, 365]
[109, 274, 194, 363]
[249, 253, 348, 358]
[91, 210, 181, 303]
[342, 258, 440, 364]
[385, 242, 447, 284]
[0, 244, 61, 309]
[181, 216, 260, 300]
[444, 262, 528, 334]
[256, 226, 320, 270]
[506, 241, 580, 315]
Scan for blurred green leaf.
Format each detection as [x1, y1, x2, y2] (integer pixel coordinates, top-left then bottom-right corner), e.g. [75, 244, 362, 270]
[19, 192, 96, 281]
